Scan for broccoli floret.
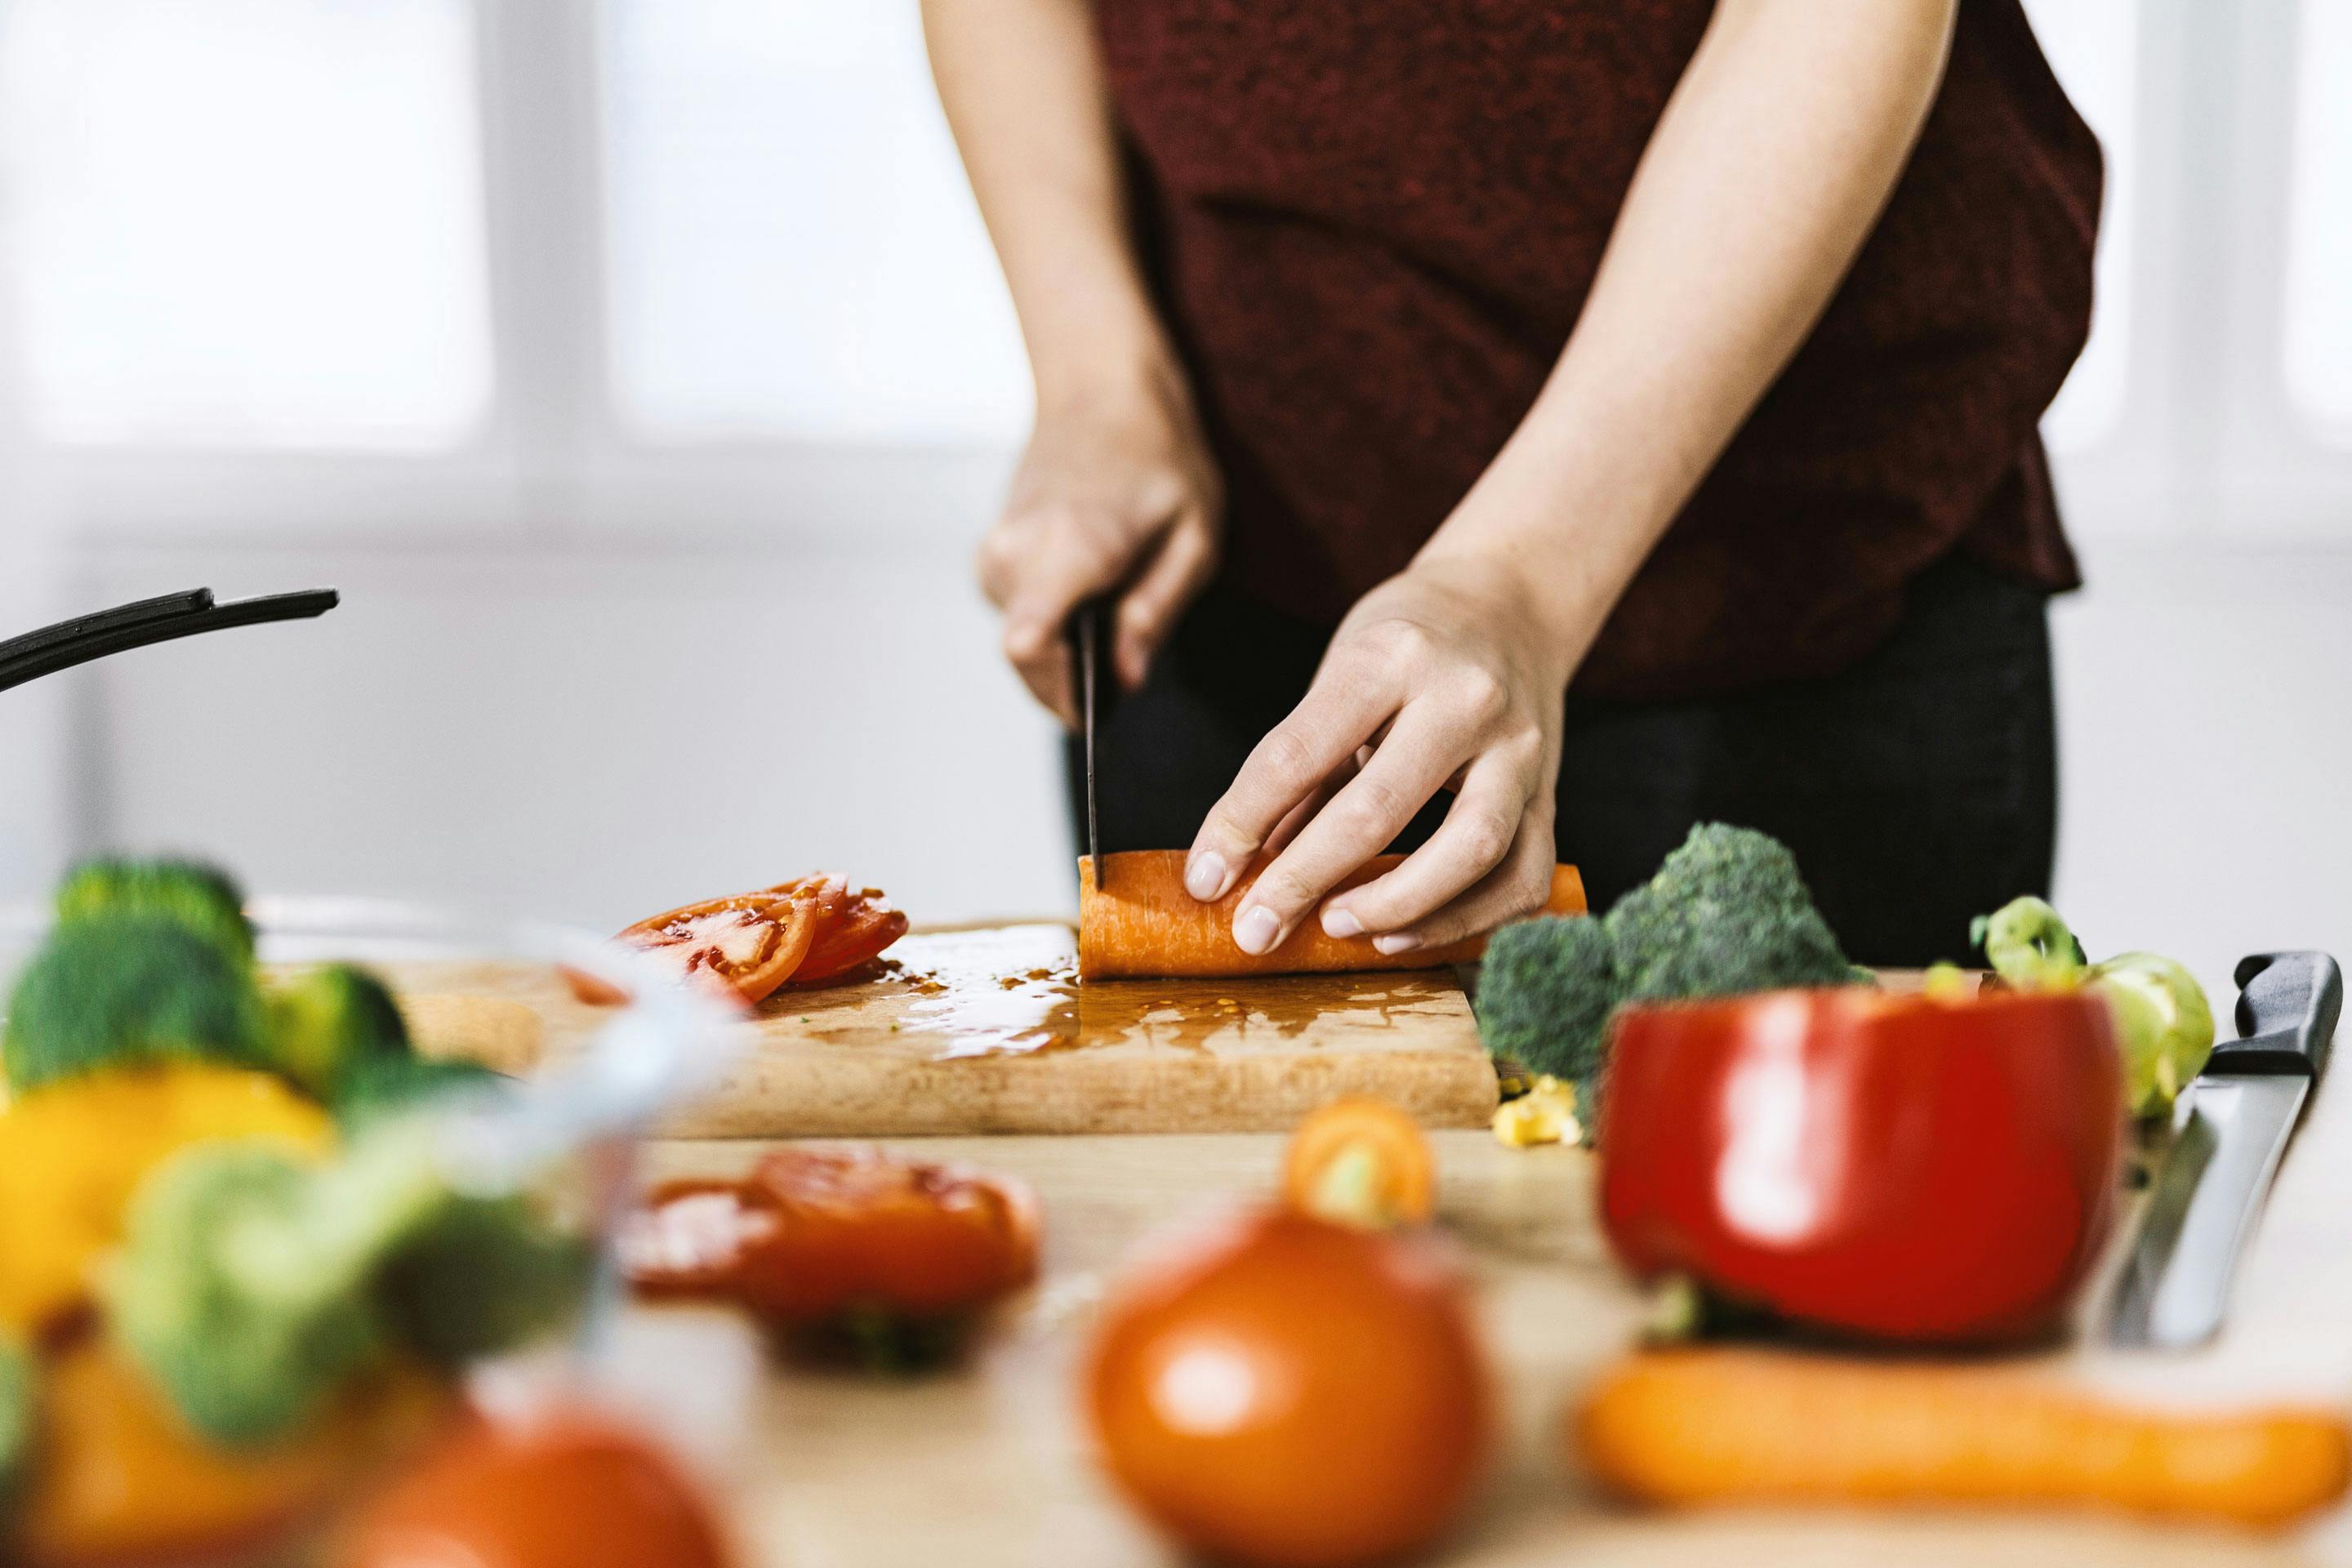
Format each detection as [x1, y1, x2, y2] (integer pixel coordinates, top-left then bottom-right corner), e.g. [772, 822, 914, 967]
[1472, 825, 1856, 1138]
[1607, 825, 1853, 1002]
[379, 1192, 593, 1366]
[333, 1055, 509, 1136]
[0, 1334, 33, 1515]
[56, 857, 253, 966]
[266, 964, 412, 1099]
[110, 1114, 592, 1447]
[1475, 915, 1623, 1082]
[2, 916, 268, 1092]
[107, 1138, 403, 1447]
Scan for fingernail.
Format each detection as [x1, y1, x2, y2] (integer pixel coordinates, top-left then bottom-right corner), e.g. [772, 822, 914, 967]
[1234, 904, 1281, 955]
[1374, 932, 1421, 956]
[1321, 906, 1363, 939]
[1185, 852, 1227, 902]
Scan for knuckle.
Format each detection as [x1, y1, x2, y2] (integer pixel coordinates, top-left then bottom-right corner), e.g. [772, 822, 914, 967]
[1254, 727, 1321, 791]
[1132, 469, 1187, 519]
[1002, 623, 1045, 665]
[1256, 863, 1318, 912]
[1339, 777, 1410, 840]
[1455, 666, 1508, 724]
[1374, 618, 1436, 666]
[1456, 813, 1515, 872]
[1200, 807, 1258, 858]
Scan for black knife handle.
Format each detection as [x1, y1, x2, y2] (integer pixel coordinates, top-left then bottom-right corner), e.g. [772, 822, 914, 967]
[2212, 952, 2342, 1076]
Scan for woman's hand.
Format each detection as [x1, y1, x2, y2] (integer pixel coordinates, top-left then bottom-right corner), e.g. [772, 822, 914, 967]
[977, 368, 1223, 725]
[1183, 555, 1583, 957]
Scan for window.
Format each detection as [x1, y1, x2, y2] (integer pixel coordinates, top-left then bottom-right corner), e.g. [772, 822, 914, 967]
[599, 0, 1029, 446]
[0, 0, 493, 450]
[2283, 0, 2352, 440]
[2021, 0, 2136, 453]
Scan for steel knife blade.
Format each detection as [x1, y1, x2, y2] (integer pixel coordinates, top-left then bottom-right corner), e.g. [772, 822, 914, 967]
[2107, 950, 2343, 1348]
[1071, 595, 1116, 893]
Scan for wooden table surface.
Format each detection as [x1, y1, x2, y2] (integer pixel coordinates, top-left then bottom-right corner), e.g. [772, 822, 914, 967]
[595, 1121, 2349, 1568]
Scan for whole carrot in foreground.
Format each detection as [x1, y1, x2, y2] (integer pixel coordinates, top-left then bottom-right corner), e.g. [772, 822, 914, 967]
[1077, 851, 1584, 980]
[1577, 1348, 2352, 1530]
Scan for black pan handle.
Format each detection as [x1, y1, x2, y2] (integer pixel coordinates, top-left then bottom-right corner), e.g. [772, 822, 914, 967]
[0, 588, 339, 695]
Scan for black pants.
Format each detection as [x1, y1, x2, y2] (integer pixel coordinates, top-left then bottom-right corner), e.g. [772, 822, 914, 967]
[1068, 555, 2057, 968]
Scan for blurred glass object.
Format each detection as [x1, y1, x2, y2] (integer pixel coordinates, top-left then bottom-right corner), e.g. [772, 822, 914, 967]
[2022, 0, 2136, 453]
[599, 0, 1030, 445]
[2283, 0, 2352, 440]
[0, 0, 492, 449]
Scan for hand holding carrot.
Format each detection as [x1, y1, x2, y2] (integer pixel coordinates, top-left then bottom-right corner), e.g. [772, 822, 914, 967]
[1184, 555, 1585, 960]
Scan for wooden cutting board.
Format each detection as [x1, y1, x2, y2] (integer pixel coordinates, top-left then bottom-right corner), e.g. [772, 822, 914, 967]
[390, 923, 1503, 1138]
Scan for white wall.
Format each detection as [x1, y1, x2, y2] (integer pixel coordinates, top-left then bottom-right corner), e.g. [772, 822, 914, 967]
[2047, 539, 2352, 1004]
[64, 530, 1070, 933]
[55, 523, 2352, 1013]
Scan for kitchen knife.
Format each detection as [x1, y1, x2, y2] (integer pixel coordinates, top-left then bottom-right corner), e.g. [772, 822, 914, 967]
[2107, 950, 2343, 1348]
[1071, 595, 1116, 893]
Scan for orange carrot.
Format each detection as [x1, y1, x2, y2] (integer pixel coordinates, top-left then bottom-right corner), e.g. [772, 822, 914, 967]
[1576, 1348, 2352, 1531]
[1283, 1098, 1436, 1229]
[1076, 852, 1584, 980]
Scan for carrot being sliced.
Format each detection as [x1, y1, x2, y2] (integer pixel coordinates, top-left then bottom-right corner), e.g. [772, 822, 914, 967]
[1076, 852, 1584, 981]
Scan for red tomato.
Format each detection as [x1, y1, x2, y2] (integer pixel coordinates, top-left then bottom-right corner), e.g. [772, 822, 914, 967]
[608, 893, 817, 1006]
[337, 1413, 730, 1568]
[1600, 985, 2124, 1344]
[1085, 1208, 1489, 1568]
[767, 874, 909, 986]
[624, 1146, 1039, 1325]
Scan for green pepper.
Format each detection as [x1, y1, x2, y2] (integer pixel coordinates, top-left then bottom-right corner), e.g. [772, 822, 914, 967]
[1973, 897, 2215, 1120]
[2091, 951, 2216, 1118]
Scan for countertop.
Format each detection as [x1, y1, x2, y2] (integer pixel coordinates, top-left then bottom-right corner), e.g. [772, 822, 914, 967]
[602, 1104, 2352, 1568]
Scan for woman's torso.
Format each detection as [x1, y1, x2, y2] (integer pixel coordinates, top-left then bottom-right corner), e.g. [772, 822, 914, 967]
[1095, 0, 2102, 698]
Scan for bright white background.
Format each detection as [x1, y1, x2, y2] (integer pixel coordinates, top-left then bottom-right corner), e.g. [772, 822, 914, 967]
[0, 0, 2347, 1004]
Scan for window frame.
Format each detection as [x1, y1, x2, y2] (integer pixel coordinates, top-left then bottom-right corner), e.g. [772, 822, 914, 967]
[17, 0, 2352, 551]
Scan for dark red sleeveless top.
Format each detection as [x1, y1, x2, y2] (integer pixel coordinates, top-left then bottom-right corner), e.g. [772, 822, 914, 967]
[1094, 2, 2101, 699]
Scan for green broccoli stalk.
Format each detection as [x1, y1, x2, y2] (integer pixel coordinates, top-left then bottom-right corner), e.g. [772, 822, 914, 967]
[1973, 896, 2214, 1118]
[333, 1055, 509, 1136]
[110, 1116, 593, 1447]
[0, 1333, 33, 1521]
[265, 964, 413, 1099]
[56, 857, 254, 966]
[2, 916, 268, 1092]
[107, 1129, 449, 1447]
[1473, 824, 1856, 1134]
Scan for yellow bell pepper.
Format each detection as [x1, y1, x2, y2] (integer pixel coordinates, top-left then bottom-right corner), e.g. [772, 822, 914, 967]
[0, 1065, 332, 1336]
[1491, 1075, 1584, 1149]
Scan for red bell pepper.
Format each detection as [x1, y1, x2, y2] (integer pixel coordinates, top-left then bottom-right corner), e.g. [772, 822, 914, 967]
[1597, 986, 2123, 1345]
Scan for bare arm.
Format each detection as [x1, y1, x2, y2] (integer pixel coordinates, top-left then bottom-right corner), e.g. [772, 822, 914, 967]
[1194, 0, 1962, 954]
[924, 0, 1222, 718]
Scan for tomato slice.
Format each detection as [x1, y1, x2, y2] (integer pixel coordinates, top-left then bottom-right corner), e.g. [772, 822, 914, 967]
[610, 893, 816, 1006]
[767, 875, 909, 987]
[623, 1146, 1038, 1325]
